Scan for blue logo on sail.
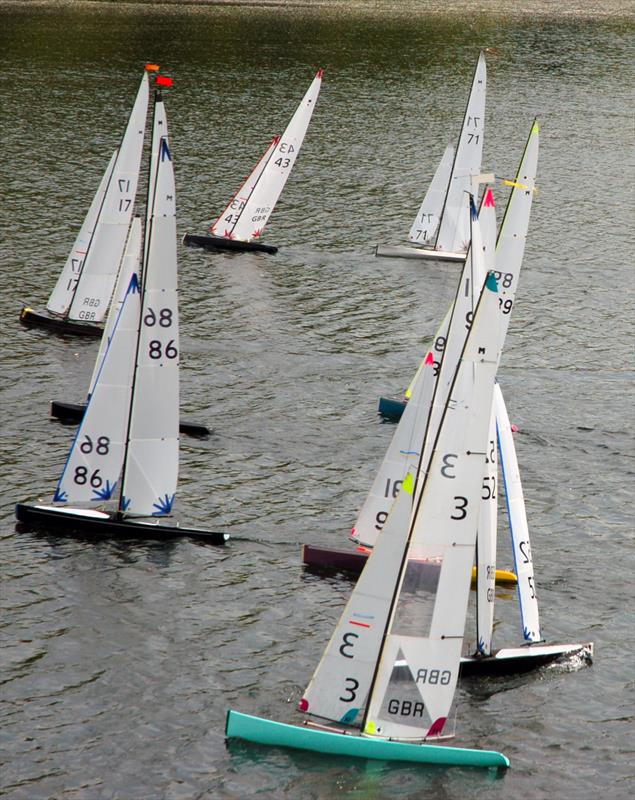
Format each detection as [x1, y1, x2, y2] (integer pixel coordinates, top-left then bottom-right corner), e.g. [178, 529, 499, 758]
[153, 493, 175, 515]
[53, 488, 68, 503]
[92, 480, 117, 502]
[160, 138, 172, 162]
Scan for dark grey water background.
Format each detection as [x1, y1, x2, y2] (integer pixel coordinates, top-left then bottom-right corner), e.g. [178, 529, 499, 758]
[1, 2, 634, 798]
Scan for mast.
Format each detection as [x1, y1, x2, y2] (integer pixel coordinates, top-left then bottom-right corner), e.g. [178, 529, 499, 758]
[362, 272, 501, 740]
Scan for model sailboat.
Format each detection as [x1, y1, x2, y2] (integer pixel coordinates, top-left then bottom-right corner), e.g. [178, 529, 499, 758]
[376, 52, 487, 263]
[20, 68, 153, 337]
[48, 223, 211, 439]
[184, 69, 322, 255]
[15, 88, 227, 546]
[227, 272, 510, 768]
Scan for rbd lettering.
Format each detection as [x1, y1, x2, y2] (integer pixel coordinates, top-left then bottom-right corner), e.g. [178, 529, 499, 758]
[415, 668, 451, 685]
[82, 297, 101, 308]
[387, 699, 425, 717]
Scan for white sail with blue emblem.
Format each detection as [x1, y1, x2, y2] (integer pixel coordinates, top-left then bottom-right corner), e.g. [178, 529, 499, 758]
[53, 270, 141, 506]
[65, 71, 149, 324]
[120, 92, 179, 517]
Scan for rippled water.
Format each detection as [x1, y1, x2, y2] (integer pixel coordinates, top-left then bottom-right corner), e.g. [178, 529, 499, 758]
[1, 2, 634, 798]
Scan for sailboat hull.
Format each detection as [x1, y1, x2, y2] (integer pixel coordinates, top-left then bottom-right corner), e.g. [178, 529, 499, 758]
[378, 395, 407, 421]
[15, 504, 228, 545]
[460, 643, 594, 676]
[19, 307, 103, 337]
[375, 244, 466, 262]
[182, 233, 278, 255]
[301, 544, 517, 586]
[225, 710, 509, 768]
[49, 400, 212, 438]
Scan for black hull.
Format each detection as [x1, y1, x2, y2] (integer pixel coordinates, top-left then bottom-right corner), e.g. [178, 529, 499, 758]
[459, 644, 594, 677]
[378, 395, 406, 421]
[20, 307, 103, 338]
[15, 503, 228, 545]
[183, 233, 278, 255]
[50, 400, 212, 438]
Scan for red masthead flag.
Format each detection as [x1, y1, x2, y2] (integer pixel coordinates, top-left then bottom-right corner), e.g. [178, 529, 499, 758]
[156, 75, 174, 87]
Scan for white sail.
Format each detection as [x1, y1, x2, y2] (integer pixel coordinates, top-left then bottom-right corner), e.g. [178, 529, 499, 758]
[210, 136, 279, 238]
[53, 272, 141, 505]
[230, 70, 322, 242]
[495, 384, 541, 642]
[358, 121, 539, 548]
[407, 144, 454, 246]
[67, 72, 149, 324]
[363, 273, 501, 741]
[492, 119, 540, 342]
[46, 150, 118, 316]
[435, 52, 486, 254]
[353, 199, 487, 550]
[121, 94, 179, 517]
[87, 217, 142, 399]
[351, 329, 447, 547]
[301, 472, 416, 727]
[475, 403, 497, 655]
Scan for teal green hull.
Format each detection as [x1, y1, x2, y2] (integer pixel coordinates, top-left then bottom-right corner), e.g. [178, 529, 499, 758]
[225, 710, 509, 769]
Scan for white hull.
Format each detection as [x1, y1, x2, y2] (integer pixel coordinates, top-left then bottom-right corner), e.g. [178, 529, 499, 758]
[375, 244, 466, 262]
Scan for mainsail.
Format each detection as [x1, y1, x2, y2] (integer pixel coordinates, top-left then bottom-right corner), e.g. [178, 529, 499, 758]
[362, 273, 501, 741]
[354, 119, 539, 549]
[302, 272, 501, 739]
[210, 136, 279, 238]
[51, 71, 149, 323]
[46, 150, 118, 316]
[229, 70, 323, 242]
[495, 383, 541, 642]
[434, 52, 486, 254]
[121, 91, 179, 517]
[407, 144, 454, 246]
